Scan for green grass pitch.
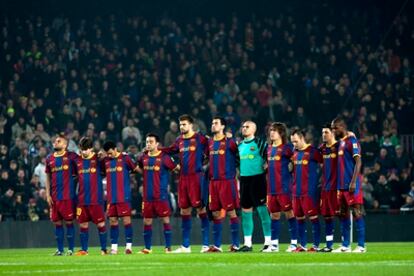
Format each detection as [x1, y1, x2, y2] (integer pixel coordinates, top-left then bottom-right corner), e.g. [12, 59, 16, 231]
[1, 243, 413, 275]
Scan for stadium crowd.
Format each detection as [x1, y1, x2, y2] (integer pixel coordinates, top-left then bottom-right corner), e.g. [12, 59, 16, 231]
[0, 1, 413, 221]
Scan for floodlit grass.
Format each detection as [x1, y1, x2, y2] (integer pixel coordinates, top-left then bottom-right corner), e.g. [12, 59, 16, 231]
[0, 243, 413, 275]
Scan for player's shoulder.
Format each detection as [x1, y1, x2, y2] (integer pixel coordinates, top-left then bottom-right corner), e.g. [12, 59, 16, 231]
[67, 151, 79, 158]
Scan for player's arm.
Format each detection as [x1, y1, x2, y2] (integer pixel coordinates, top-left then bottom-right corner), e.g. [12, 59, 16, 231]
[349, 137, 362, 193]
[125, 154, 142, 174]
[349, 155, 361, 193]
[164, 155, 180, 173]
[45, 173, 53, 207]
[159, 138, 180, 154]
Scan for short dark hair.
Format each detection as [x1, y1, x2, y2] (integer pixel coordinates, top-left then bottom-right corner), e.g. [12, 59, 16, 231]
[212, 116, 227, 128]
[103, 141, 117, 151]
[270, 122, 288, 144]
[179, 114, 194, 124]
[332, 116, 347, 127]
[79, 137, 93, 150]
[322, 123, 332, 130]
[290, 127, 306, 138]
[146, 133, 160, 143]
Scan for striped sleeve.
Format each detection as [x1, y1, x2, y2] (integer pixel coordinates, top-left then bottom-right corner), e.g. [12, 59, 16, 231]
[256, 137, 268, 160]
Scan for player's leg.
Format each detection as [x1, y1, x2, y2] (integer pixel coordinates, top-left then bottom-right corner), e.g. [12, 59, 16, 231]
[209, 210, 223, 252]
[333, 192, 351, 252]
[122, 215, 133, 254]
[209, 180, 223, 252]
[53, 220, 65, 255]
[269, 211, 281, 252]
[75, 206, 89, 255]
[194, 173, 210, 251]
[51, 202, 64, 255]
[320, 191, 335, 252]
[284, 209, 298, 252]
[96, 220, 107, 255]
[226, 180, 240, 251]
[109, 216, 120, 254]
[62, 200, 76, 255]
[305, 197, 320, 252]
[254, 174, 272, 251]
[227, 209, 240, 251]
[351, 203, 366, 252]
[238, 176, 254, 251]
[173, 176, 192, 253]
[90, 205, 107, 255]
[161, 216, 172, 253]
[293, 197, 307, 252]
[142, 217, 153, 253]
[64, 220, 75, 255]
[308, 214, 321, 251]
[266, 195, 280, 252]
[77, 222, 89, 255]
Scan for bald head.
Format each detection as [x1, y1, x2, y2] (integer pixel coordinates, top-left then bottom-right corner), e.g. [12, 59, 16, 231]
[241, 121, 257, 138]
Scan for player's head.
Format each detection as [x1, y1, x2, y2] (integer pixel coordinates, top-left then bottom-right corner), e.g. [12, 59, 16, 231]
[290, 128, 306, 150]
[322, 123, 335, 144]
[103, 140, 118, 157]
[79, 136, 93, 158]
[241, 121, 256, 138]
[145, 133, 160, 152]
[269, 122, 287, 144]
[52, 133, 68, 152]
[211, 116, 226, 135]
[179, 114, 194, 135]
[331, 117, 347, 138]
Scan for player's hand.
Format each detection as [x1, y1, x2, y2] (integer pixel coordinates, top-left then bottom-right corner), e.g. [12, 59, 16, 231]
[263, 163, 268, 170]
[97, 150, 106, 159]
[174, 165, 181, 173]
[47, 195, 54, 207]
[347, 131, 356, 137]
[349, 181, 356, 193]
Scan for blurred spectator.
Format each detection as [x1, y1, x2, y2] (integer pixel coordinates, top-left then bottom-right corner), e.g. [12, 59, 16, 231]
[400, 182, 414, 212]
[164, 121, 179, 147]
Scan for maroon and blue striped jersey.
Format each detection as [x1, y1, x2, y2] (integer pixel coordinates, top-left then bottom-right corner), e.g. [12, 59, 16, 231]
[319, 142, 338, 192]
[45, 151, 78, 201]
[337, 136, 362, 191]
[292, 145, 323, 197]
[76, 153, 104, 206]
[103, 153, 137, 204]
[208, 137, 238, 180]
[266, 143, 294, 195]
[164, 133, 208, 176]
[138, 152, 176, 201]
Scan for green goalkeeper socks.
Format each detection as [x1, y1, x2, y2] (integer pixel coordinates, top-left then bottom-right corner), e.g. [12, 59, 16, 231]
[242, 210, 254, 237]
[257, 205, 271, 237]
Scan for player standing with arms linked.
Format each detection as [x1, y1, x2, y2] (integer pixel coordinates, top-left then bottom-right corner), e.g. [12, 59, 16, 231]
[290, 128, 322, 252]
[163, 115, 210, 253]
[237, 121, 272, 252]
[45, 134, 78, 256]
[102, 141, 140, 254]
[331, 118, 366, 253]
[207, 116, 240, 252]
[266, 122, 298, 252]
[74, 137, 108, 256]
[137, 133, 179, 254]
[318, 125, 339, 252]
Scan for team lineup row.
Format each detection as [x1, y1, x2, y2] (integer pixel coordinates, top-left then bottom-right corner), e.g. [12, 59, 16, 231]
[45, 114, 366, 256]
